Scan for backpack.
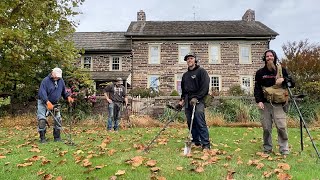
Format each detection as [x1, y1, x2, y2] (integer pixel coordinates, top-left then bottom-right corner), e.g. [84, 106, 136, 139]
[262, 64, 289, 104]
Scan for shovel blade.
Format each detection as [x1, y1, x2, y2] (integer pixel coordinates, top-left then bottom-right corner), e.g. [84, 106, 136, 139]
[183, 141, 192, 155]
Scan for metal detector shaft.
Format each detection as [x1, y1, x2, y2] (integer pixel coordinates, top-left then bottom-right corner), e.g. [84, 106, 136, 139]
[47, 106, 76, 146]
[287, 87, 320, 159]
[144, 109, 181, 152]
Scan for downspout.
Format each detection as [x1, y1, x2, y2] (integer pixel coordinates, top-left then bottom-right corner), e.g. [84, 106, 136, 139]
[130, 36, 133, 91]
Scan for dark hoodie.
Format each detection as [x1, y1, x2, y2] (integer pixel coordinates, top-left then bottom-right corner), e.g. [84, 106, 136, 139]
[181, 65, 210, 104]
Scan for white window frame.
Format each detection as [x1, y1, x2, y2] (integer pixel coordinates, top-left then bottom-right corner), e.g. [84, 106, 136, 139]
[82, 56, 92, 70]
[147, 75, 160, 92]
[209, 75, 222, 93]
[240, 75, 253, 94]
[109, 56, 122, 71]
[175, 74, 183, 95]
[239, 45, 252, 64]
[178, 44, 191, 63]
[209, 44, 221, 64]
[148, 44, 161, 64]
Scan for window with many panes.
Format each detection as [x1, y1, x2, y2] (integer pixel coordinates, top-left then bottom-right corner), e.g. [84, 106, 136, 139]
[239, 45, 251, 64]
[83, 56, 92, 70]
[240, 75, 253, 94]
[148, 75, 160, 91]
[110, 56, 121, 71]
[178, 44, 191, 63]
[210, 75, 221, 93]
[149, 44, 161, 64]
[209, 44, 221, 64]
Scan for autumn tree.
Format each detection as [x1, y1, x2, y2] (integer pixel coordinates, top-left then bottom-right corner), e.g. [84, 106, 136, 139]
[0, 0, 87, 104]
[282, 39, 320, 99]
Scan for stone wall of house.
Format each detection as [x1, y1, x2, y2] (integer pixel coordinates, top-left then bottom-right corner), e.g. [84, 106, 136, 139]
[131, 40, 268, 95]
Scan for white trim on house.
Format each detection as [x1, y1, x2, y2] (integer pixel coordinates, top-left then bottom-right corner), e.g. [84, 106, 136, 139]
[209, 44, 221, 64]
[178, 44, 191, 64]
[82, 56, 93, 71]
[239, 44, 252, 64]
[148, 44, 161, 64]
[109, 56, 122, 71]
[209, 75, 222, 94]
[239, 75, 253, 94]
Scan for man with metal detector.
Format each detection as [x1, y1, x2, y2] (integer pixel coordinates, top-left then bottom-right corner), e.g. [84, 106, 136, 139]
[176, 52, 211, 151]
[37, 68, 74, 143]
[104, 77, 128, 131]
[254, 50, 295, 155]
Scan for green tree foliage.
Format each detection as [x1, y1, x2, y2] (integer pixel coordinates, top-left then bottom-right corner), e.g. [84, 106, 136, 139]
[282, 39, 320, 99]
[0, 0, 85, 102]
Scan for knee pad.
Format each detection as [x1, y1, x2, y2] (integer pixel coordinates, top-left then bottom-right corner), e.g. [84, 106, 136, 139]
[38, 119, 47, 131]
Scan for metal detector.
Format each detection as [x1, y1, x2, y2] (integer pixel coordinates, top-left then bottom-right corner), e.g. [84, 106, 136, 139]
[184, 104, 196, 155]
[47, 104, 76, 146]
[286, 82, 320, 161]
[144, 104, 182, 152]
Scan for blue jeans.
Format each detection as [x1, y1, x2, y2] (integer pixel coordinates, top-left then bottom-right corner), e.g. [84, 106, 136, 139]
[185, 102, 210, 148]
[37, 100, 61, 132]
[107, 102, 122, 131]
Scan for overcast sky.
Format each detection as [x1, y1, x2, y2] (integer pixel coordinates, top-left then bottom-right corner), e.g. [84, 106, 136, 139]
[75, 0, 319, 59]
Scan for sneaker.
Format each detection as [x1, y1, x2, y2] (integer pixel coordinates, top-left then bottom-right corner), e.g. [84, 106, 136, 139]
[54, 138, 62, 142]
[281, 150, 289, 155]
[40, 139, 47, 144]
[192, 142, 201, 147]
[264, 150, 272, 154]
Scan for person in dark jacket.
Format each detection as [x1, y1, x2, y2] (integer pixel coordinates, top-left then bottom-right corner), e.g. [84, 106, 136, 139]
[37, 68, 74, 143]
[177, 53, 211, 150]
[254, 49, 294, 155]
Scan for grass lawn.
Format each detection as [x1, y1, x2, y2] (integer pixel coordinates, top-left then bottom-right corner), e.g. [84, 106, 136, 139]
[1, 124, 320, 180]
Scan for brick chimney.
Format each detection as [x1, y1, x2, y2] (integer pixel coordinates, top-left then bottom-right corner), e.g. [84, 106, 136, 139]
[137, 10, 146, 21]
[242, 9, 255, 21]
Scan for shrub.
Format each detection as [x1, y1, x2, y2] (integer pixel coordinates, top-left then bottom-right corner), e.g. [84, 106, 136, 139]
[170, 90, 180, 96]
[228, 85, 245, 96]
[129, 87, 164, 98]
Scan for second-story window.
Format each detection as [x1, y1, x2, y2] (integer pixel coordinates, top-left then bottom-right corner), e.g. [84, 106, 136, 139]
[239, 45, 252, 64]
[148, 75, 160, 92]
[179, 45, 190, 63]
[209, 44, 221, 64]
[83, 56, 92, 70]
[110, 56, 121, 71]
[149, 44, 160, 64]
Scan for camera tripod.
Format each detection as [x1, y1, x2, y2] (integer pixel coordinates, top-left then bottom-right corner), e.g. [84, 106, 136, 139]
[287, 85, 320, 160]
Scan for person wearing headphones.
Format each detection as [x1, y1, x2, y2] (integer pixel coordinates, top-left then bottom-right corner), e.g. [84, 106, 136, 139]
[254, 49, 295, 155]
[176, 52, 211, 150]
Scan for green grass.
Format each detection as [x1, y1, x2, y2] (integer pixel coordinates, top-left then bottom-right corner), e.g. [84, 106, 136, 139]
[1, 125, 320, 180]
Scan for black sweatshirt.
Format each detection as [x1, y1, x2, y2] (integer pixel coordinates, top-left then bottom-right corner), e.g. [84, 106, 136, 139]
[181, 65, 210, 103]
[254, 66, 294, 103]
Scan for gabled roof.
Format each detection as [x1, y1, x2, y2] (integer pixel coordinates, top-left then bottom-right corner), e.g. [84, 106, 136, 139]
[125, 21, 278, 38]
[72, 32, 131, 51]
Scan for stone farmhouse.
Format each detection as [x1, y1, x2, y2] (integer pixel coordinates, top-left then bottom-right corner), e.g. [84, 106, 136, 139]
[72, 9, 278, 96]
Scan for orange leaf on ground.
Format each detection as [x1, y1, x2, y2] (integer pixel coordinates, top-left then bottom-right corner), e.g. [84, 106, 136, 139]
[146, 160, 157, 167]
[125, 156, 144, 167]
[278, 163, 290, 170]
[55, 176, 63, 180]
[29, 148, 41, 153]
[226, 169, 236, 180]
[0, 155, 6, 159]
[115, 170, 125, 176]
[176, 166, 183, 171]
[17, 162, 33, 167]
[37, 171, 45, 176]
[41, 159, 51, 166]
[59, 151, 68, 156]
[263, 171, 273, 178]
[150, 167, 160, 172]
[195, 167, 204, 173]
[109, 176, 117, 180]
[82, 159, 92, 167]
[43, 174, 53, 180]
[277, 173, 292, 180]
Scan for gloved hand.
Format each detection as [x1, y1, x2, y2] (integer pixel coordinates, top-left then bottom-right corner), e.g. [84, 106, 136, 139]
[67, 96, 74, 104]
[175, 104, 183, 111]
[46, 101, 54, 110]
[190, 98, 198, 106]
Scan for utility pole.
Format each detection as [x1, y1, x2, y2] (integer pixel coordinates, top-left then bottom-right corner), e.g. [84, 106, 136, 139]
[193, 6, 196, 20]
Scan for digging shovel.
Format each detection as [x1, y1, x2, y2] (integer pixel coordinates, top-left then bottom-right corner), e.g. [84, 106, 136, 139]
[184, 104, 196, 155]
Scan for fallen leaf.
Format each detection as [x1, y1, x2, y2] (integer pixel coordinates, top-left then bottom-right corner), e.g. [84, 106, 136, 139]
[59, 151, 68, 156]
[57, 159, 67, 165]
[17, 162, 33, 167]
[82, 159, 92, 167]
[150, 167, 160, 172]
[0, 155, 6, 159]
[278, 163, 290, 171]
[55, 176, 63, 180]
[115, 170, 125, 176]
[146, 160, 157, 167]
[29, 148, 41, 153]
[226, 169, 236, 180]
[262, 171, 273, 178]
[195, 166, 204, 173]
[256, 163, 264, 169]
[176, 166, 183, 171]
[95, 165, 105, 169]
[277, 173, 292, 180]
[109, 176, 117, 180]
[41, 159, 51, 166]
[37, 171, 45, 176]
[43, 174, 53, 180]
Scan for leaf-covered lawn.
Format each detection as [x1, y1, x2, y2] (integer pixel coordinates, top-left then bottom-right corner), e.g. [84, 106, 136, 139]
[0, 125, 320, 180]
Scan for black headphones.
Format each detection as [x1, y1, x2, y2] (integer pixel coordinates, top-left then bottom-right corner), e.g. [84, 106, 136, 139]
[262, 49, 278, 62]
[184, 53, 197, 63]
